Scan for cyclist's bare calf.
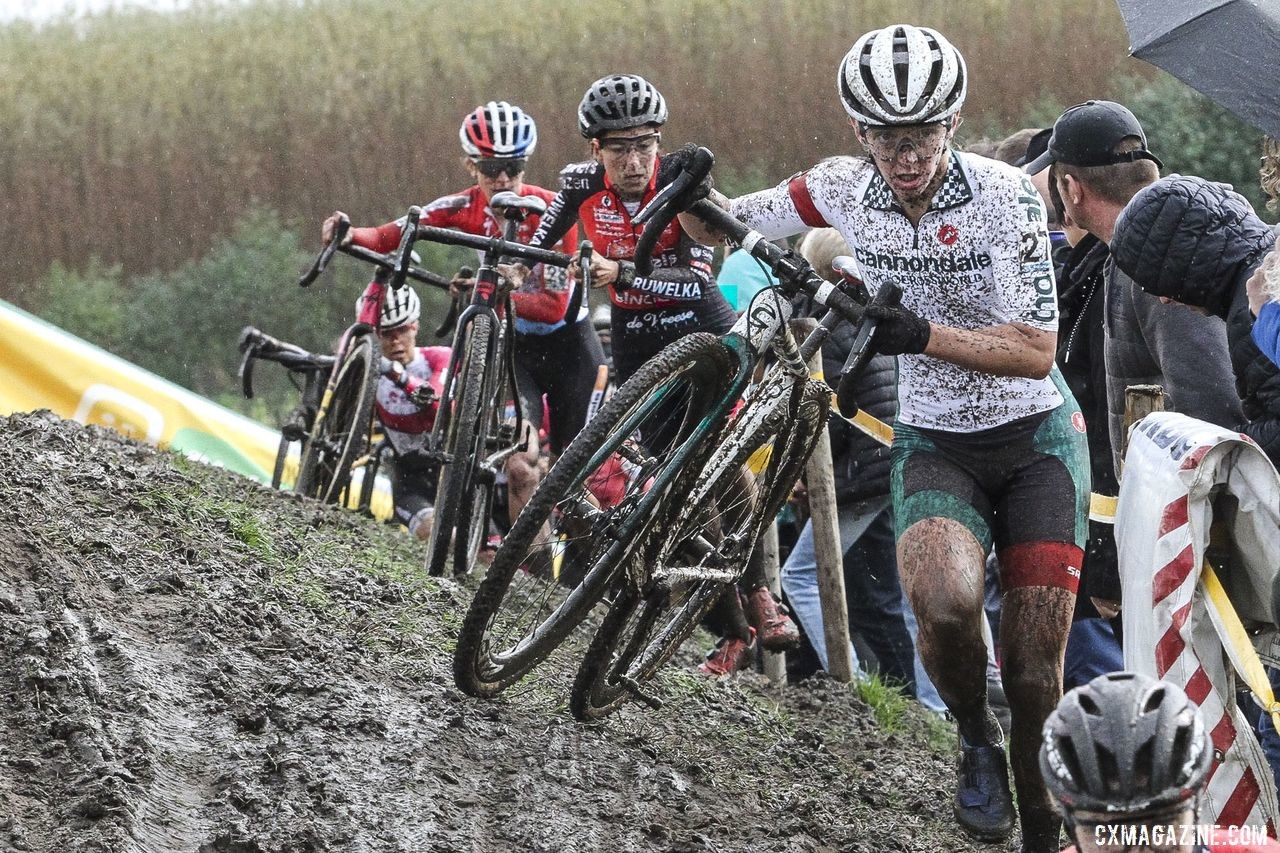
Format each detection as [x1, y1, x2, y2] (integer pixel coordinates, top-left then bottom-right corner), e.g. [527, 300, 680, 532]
[505, 421, 541, 523]
[898, 518, 993, 741]
[1001, 584, 1074, 846]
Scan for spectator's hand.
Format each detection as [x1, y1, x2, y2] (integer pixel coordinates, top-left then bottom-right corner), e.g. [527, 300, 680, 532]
[866, 303, 931, 355]
[1247, 241, 1279, 317]
[321, 211, 352, 247]
[1090, 597, 1121, 619]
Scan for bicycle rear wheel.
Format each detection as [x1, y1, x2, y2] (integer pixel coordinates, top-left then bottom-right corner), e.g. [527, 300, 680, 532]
[570, 377, 830, 721]
[452, 333, 733, 698]
[295, 336, 379, 503]
[426, 313, 495, 577]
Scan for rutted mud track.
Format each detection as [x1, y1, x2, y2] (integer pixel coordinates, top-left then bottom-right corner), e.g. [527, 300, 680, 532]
[0, 412, 1010, 852]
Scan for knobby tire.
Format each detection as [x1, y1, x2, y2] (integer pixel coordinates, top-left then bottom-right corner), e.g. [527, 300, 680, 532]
[427, 314, 493, 577]
[295, 336, 379, 504]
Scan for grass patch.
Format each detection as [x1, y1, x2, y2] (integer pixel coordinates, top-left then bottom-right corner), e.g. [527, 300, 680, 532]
[852, 671, 915, 735]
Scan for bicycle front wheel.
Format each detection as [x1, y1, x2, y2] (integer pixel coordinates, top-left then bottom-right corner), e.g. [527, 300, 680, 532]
[426, 313, 494, 577]
[271, 433, 292, 490]
[452, 332, 734, 698]
[570, 377, 830, 721]
[295, 336, 379, 504]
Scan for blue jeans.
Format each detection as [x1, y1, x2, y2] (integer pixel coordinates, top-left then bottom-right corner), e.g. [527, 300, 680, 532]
[1063, 617, 1123, 691]
[1258, 667, 1280, 796]
[780, 497, 945, 712]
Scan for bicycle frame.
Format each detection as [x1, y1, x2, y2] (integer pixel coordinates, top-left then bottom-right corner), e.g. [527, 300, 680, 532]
[427, 215, 526, 476]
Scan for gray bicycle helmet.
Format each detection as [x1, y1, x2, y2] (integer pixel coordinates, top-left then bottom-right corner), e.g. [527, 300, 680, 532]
[1040, 671, 1212, 818]
[838, 24, 967, 126]
[578, 74, 668, 139]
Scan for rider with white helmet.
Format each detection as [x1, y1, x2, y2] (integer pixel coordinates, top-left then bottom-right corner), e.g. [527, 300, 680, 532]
[349, 282, 451, 541]
[686, 24, 1089, 852]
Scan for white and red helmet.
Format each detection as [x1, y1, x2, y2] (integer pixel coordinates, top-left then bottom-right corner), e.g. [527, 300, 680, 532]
[838, 25, 967, 126]
[357, 285, 420, 331]
[459, 101, 538, 159]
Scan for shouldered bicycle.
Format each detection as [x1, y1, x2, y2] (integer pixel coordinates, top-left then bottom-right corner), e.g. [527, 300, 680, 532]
[452, 148, 900, 719]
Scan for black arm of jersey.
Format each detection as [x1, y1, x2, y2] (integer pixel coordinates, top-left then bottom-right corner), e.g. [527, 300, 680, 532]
[531, 162, 595, 249]
[625, 232, 713, 301]
[529, 188, 578, 249]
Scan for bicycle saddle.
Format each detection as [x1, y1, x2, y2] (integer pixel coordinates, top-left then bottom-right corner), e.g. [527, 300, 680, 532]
[489, 191, 547, 220]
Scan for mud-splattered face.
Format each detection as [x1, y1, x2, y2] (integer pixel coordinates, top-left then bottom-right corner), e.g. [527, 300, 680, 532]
[592, 127, 661, 201]
[856, 119, 953, 204]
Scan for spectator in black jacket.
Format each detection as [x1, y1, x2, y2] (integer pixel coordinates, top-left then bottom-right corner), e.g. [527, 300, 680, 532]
[1109, 175, 1280, 466]
[1027, 101, 1243, 477]
[779, 228, 943, 711]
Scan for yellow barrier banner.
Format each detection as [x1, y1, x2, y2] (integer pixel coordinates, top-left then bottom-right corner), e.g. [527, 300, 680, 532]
[0, 300, 393, 520]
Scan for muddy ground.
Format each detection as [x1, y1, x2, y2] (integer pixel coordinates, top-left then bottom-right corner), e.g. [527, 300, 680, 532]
[0, 411, 1022, 852]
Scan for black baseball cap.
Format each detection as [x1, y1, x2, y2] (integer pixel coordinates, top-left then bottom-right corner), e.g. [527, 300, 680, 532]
[1025, 100, 1163, 174]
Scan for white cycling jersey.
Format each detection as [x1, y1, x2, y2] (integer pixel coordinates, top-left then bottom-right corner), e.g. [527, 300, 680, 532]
[730, 151, 1063, 432]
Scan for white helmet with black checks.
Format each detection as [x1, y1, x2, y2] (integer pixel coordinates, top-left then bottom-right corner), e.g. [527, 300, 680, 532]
[364, 286, 420, 331]
[838, 25, 967, 126]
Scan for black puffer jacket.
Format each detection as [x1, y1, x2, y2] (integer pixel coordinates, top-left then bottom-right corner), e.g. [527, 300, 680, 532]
[1111, 174, 1280, 465]
[1056, 233, 1121, 603]
[795, 295, 897, 505]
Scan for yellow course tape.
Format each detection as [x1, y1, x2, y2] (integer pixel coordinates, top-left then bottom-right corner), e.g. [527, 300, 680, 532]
[1202, 561, 1280, 735]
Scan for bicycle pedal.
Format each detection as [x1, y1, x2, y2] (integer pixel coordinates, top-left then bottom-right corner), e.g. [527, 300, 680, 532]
[617, 675, 664, 710]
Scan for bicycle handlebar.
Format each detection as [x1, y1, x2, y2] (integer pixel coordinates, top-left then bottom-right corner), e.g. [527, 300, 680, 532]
[633, 146, 714, 275]
[630, 147, 866, 331]
[298, 211, 452, 290]
[237, 325, 335, 399]
[834, 282, 901, 417]
[414, 225, 572, 268]
[685, 197, 867, 329]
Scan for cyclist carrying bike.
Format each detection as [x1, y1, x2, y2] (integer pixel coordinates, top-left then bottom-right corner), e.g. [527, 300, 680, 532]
[682, 25, 1089, 851]
[528, 73, 798, 673]
[358, 284, 450, 539]
[323, 101, 603, 526]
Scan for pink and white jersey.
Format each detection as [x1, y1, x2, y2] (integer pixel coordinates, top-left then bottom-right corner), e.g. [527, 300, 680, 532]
[376, 346, 450, 455]
[730, 151, 1063, 432]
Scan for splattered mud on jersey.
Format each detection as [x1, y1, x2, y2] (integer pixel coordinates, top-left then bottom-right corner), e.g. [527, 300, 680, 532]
[732, 151, 1063, 432]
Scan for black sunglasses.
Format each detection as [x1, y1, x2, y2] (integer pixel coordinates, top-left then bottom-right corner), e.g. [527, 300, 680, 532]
[474, 158, 526, 178]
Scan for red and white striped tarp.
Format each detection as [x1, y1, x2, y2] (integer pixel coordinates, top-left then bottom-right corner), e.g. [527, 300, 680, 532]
[1116, 412, 1280, 832]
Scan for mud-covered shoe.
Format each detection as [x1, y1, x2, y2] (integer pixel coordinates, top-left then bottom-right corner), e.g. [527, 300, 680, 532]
[697, 627, 757, 677]
[744, 587, 800, 652]
[953, 737, 1015, 841]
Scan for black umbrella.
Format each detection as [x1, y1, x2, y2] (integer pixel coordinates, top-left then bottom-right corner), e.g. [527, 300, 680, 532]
[1115, 0, 1280, 138]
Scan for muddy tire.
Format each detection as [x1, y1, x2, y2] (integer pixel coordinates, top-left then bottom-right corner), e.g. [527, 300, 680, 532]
[570, 377, 829, 721]
[452, 333, 733, 698]
[271, 433, 291, 490]
[295, 336, 379, 504]
[426, 314, 495, 577]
